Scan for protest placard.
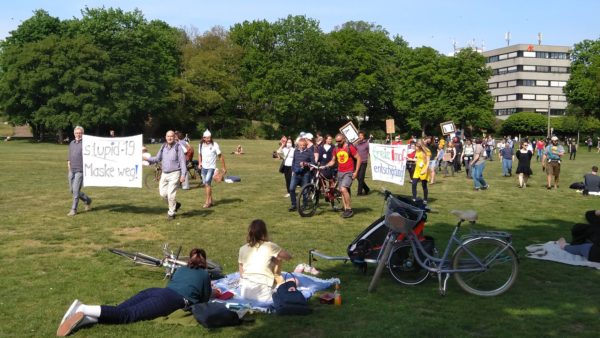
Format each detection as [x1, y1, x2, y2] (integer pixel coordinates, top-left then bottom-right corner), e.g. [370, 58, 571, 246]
[369, 143, 408, 186]
[82, 134, 143, 188]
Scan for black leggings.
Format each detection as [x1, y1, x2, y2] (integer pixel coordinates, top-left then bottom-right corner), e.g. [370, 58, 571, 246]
[411, 178, 428, 201]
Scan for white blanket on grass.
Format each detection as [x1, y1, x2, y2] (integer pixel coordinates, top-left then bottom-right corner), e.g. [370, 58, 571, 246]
[525, 241, 600, 269]
[212, 272, 340, 312]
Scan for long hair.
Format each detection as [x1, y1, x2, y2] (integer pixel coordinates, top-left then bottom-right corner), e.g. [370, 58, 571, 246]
[247, 219, 268, 247]
[188, 248, 207, 269]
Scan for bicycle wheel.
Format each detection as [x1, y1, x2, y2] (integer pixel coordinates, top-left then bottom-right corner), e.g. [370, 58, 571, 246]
[108, 248, 162, 267]
[388, 243, 430, 286]
[329, 188, 343, 212]
[144, 172, 160, 189]
[367, 235, 394, 292]
[452, 238, 518, 296]
[298, 184, 319, 217]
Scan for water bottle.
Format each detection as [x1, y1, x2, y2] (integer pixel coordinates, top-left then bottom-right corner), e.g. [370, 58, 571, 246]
[334, 283, 342, 306]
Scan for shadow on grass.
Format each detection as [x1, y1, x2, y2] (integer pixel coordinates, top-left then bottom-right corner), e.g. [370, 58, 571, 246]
[214, 197, 244, 206]
[94, 204, 165, 214]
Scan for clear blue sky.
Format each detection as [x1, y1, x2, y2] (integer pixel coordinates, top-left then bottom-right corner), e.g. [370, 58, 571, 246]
[1, 0, 598, 54]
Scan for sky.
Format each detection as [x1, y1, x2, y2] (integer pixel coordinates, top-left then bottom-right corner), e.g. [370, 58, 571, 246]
[1, 0, 599, 54]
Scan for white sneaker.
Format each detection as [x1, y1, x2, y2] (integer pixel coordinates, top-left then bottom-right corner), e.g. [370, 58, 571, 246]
[61, 299, 81, 325]
[67, 210, 76, 217]
[284, 193, 290, 198]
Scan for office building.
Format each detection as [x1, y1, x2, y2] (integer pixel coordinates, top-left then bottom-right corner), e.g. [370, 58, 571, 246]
[483, 44, 571, 119]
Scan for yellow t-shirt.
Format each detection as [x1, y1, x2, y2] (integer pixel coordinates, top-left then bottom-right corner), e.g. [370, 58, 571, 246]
[238, 241, 282, 286]
[412, 149, 430, 181]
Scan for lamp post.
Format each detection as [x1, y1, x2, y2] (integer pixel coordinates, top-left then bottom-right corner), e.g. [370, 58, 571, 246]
[547, 100, 551, 138]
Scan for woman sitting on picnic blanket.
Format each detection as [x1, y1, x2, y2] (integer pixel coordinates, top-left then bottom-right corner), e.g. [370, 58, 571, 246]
[558, 210, 600, 263]
[238, 219, 292, 303]
[57, 248, 213, 336]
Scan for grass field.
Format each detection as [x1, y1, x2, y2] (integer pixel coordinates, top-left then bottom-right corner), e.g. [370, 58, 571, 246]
[1, 139, 599, 337]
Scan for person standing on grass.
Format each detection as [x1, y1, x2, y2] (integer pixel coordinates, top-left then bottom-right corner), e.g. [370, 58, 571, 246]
[198, 130, 227, 208]
[355, 131, 371, 196]
[425, 136, 438, 184]
[411, 140, 431, 204]
[288, 138, 314, 212]
[175, 131, 193, 190]
[325, 134, 361, 218]
[277, 137, 294, 198]
[536, 138, 545, 162]
[515, 141, 533, 188]
[542, 136, 565, 190]
[67, 126, 92, 216]
[471, 138, 489, 191]
[453, 136, 463, 173]
[146, 130, 187, 220]
[462, 138, 475, 179]
[587, 137, 594, 152]
[568, 139, 577, 160]
[56, 248, 213, 336]
[499, 142, 514, 177]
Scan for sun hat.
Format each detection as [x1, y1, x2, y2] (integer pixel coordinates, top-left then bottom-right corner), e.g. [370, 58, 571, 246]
[551, 136, 558, 141]
[203, 130, 211, 138]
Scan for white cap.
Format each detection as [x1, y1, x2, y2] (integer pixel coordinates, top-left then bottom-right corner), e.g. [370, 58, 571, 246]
[203, 130, 211, 138]
[551, 136, 558, 141]
[304, 133, 314, 140]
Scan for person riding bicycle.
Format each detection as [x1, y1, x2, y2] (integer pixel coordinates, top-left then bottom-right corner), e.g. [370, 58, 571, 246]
[57, 248, 214, 336]
[288, 138, 315, 212]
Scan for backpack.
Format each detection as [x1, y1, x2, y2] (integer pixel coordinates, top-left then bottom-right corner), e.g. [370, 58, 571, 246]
[184, 143, 194, 162]
[271, 280, 312, 315]
[192, 302, 241, 328]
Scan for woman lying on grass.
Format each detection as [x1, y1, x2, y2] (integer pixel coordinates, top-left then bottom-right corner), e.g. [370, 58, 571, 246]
[57, 248, 213, 336]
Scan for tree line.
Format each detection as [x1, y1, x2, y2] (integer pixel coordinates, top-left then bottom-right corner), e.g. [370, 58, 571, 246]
[1, 8, 598, 141]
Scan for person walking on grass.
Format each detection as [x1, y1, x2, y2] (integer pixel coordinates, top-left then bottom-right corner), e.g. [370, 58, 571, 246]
[542, 136, 565, 190]
[412, 140, 431, 204]
[198, 130, 227, 208]
[515, 141, 533, 188]
[325, 134, 361, 218]
[67, 126, 92, 216]
[288, 138, 314, 212]
[146, 130, 187, 220]
[425, 136, 438, 184]
[471, 138, 489, 191]
[499, 142, 514, 177]
[355, 131, 371, 196]
[569, 139, 577, 160]
[57, 248, 213, 336]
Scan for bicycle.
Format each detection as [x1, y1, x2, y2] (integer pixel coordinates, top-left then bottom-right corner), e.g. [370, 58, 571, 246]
[109, 243, 223, 280]
[144, 163, 161, 189]
[298, 163, 342, 217]
[368, 191, 518, 296]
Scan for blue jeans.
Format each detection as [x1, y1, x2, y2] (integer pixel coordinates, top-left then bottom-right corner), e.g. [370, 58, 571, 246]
[289, 172, 311, 208]
[99, 287, 185, 324]
[501, 158, 512, 176]
[201, 168, 215, 186]
[564, 243, 593, 259]
[68, 171, 90, 211]
[472, 162, 488, 189]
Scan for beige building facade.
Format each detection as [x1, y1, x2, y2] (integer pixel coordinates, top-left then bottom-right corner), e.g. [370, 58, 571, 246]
[483, 44, 571, 119]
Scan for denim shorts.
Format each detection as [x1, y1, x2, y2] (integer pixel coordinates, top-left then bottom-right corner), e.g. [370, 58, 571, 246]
[201, 168, 215, 186]
[337, 171, 354, 188]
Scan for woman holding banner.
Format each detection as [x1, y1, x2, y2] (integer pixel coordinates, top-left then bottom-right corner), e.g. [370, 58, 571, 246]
[412, 140, 431, 205]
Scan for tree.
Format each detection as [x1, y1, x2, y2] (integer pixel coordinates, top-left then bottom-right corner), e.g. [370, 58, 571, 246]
[500, 112, 547, 136]
[564, 38, 600, 118]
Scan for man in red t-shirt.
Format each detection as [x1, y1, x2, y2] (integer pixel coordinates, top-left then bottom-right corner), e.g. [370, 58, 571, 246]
[325, 133, 361, 218]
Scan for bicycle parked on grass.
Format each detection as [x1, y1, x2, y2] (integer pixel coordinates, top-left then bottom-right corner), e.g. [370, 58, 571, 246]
[298, 163, 343, 217]
[109, 243, 223, 280]
[368, 190, 518, 296]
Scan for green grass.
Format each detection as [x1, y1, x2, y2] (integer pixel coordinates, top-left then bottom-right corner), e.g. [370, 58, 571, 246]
[1, 139, 599, 337]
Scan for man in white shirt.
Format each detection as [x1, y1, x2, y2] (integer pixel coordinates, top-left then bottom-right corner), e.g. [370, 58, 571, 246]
[198, 130, 226, 208]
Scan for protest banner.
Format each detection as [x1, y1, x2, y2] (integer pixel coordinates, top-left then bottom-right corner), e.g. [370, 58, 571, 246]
[82, 134, 143, 188]
[369, 143, 408, 186]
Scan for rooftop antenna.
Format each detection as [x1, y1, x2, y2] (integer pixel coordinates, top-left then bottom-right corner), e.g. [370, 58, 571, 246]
[505, 31, 511, 46]
[481, 40, 485, 52]
[452, 38, 457, 53]
[538, 32, 543, 45]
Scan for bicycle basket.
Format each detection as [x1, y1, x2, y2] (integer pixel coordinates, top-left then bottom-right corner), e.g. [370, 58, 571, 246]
[384, 196, 424, 234]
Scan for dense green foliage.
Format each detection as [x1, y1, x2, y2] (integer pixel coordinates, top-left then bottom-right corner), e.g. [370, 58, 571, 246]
[501, 112, 549, 136]
[0, 9, 497, 140]
[564, 38, 600, 118]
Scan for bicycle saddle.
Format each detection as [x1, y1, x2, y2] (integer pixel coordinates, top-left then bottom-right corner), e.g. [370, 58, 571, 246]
[451, 210, 478, 222]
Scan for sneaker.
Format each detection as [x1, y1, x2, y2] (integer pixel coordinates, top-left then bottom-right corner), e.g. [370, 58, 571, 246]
[342, 209, 354, 218]
[482, 185, 489, 190]
[175, 202, 181, 212]
[288, 206, 297, 212]
[284, 193, 290, 198]
[423, 200, 428, 205]
[67, 210, 76, 216]
[84, 199, 92, 211]
[60, 300, 82, 325]
[57, 312, 85, 337]
[547, 186, 552, 190]
[167, 214, 175, 220]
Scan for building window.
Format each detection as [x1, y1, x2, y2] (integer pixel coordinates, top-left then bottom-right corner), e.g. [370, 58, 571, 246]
[550, 95, 567, 101]
[536, 80, 549, 86]
[498, 81, 507, 88]
[507, 94, 517, 101]
[508, 52, 518, 58]
[522, 94, 536, 100]
[488, 55, 499, 63]
[551, 66, 568, 73]
[523, 65, 536, 71]
[507, 66, 517, 73]
[499, 54, 508, 60]
[488, 82, 498, 89]
[507, 80, 517, 87]
[550, 81, 566, 87]
[521, 80, 536, 86]
[524, 51, 536, 58]
[536, 94, 549, 101]
[497, 95, 507, 102]
[536, 66, 550, 72]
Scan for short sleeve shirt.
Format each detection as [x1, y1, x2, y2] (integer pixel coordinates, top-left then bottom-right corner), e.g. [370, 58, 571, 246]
[334, 144, 358, 173]
[238, 241, 282, 286]
[200, 142, 221, 169]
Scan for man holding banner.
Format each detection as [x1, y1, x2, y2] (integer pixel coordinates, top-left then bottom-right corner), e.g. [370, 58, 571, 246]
[146, 130, 187, 220]
[67, 126, 92, 216]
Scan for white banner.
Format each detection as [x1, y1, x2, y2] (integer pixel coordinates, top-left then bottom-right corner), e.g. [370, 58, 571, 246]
[82, 134, 143, 188]
[369, 143, 408, 186]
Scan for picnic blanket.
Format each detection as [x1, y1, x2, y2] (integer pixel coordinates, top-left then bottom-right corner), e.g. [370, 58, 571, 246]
[154, 272, 340, 326]
[525, 241, 600, 269]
